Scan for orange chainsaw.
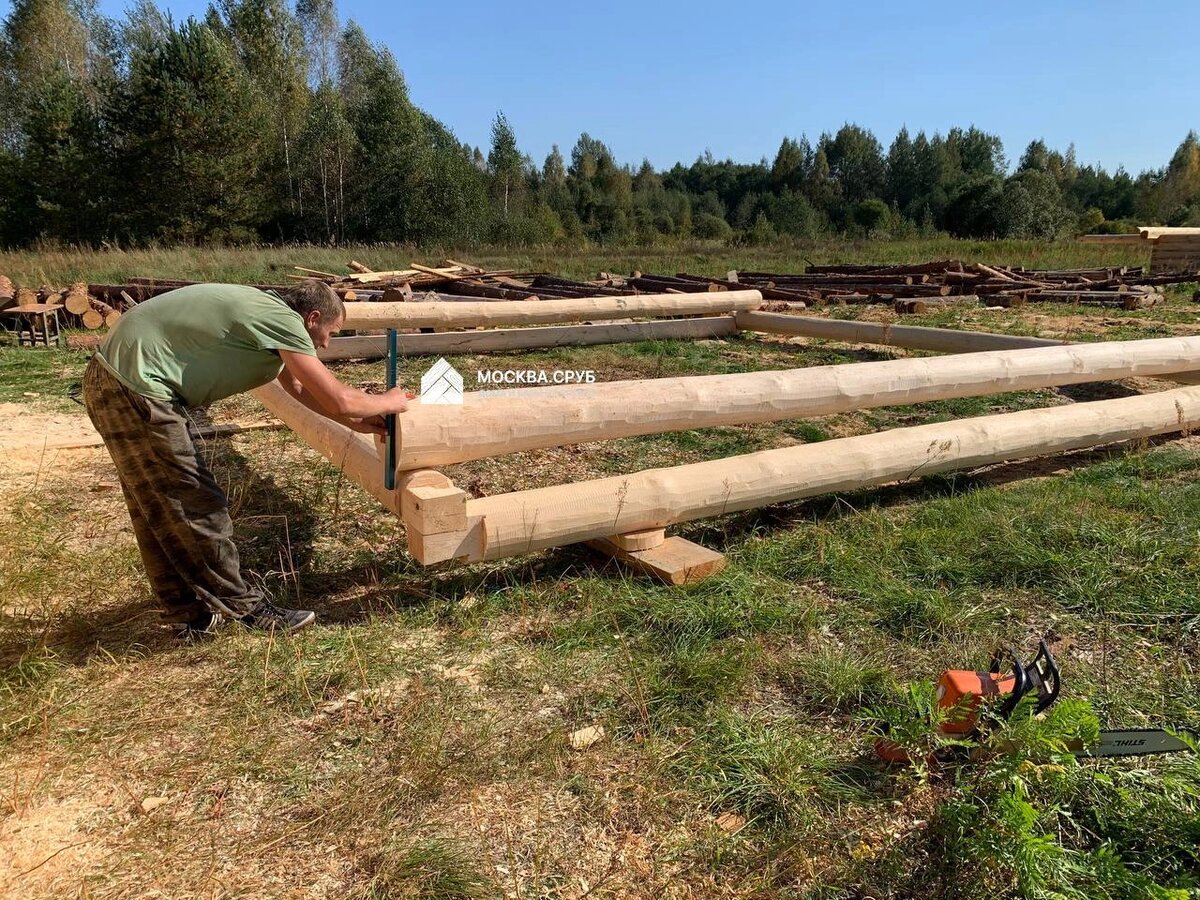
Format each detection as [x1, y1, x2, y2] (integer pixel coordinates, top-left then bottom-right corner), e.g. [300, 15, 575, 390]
[876, 640, 1196, 762]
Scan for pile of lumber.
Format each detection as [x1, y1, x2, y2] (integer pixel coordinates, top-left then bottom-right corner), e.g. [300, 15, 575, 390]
[290, 259, 580, 304]
[1080, 227, 1200, 275]
[618, 261, 1197, 312]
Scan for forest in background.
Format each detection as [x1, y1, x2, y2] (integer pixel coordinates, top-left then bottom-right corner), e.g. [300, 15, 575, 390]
[3, 0, 1200, 249]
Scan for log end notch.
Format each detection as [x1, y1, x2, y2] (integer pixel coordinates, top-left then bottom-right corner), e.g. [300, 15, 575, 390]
[400, 470, 483, 563]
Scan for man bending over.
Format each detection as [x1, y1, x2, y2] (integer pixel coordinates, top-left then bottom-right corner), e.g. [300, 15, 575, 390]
[83, 280, 408, 637]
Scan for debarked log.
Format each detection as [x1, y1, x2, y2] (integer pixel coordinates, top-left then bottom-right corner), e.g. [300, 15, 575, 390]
[735, 311, 1064, 352]
[378, 335, 1200, 472]
[318, 316, 739, 360]
[341, 291, 763, 329]
[429, 385, 1200, 563]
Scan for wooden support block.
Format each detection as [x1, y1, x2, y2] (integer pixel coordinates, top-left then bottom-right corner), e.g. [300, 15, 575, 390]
[406, 515, 486, 563]
[606, 528, 666, 551]
[587, 535, 726, 586]
[402, 484, 468, 534]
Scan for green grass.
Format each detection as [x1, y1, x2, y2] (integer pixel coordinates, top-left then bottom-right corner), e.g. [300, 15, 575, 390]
[0, 344, 89, 408]
[0, 236, 1159, 286]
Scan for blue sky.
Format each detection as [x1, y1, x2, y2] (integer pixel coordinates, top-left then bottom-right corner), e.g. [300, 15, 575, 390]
[74, 0, 1200, 174]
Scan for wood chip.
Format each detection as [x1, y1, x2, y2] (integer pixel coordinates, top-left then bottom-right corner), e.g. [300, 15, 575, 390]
[139, 796, 170, 814]
[568, 724, 605, 751]
[715, 812, 745, 832]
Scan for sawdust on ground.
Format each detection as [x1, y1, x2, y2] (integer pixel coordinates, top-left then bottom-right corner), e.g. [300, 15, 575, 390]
[0, 795, 104, 897]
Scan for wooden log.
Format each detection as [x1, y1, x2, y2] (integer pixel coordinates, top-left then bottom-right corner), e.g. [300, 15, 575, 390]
[63, 282, 91, 315]
[15, 287, 39, 308]
[249, 382, 399, 514]
[318, 316, 739, 361]
[429, 385, 1200, 563]
[745, 274, 920, 286]
[801, 261, 960, 276]
[605, 528, 666, 551]
[65, 292, 91, 315]
[735, 311, 1064, 353]
[340, 292, 763, 330]
[348, 260, 373, 274]
[0, 275, 12, 303]
[81, 309, 104, 329]
[442, 280, 539, 301]
[531, 274, 632, 297]
[738, 311, 1200, 386]
[895, 296, 980, 314]
[378, 335, 1200, 472]
[90, 297, 118, 317]
[1024, 290, 1154, 302]
[629, 276, 716, 294]
[104, 310, 122, 328]
[382, 283, 414, 302]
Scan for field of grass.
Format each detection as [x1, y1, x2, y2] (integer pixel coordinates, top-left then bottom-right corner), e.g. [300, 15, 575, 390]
[1, 240, 1198, 898]
[0, 236, 1157, 287]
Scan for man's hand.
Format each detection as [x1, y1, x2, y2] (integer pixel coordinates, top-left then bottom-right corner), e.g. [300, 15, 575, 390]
[380, 386, 412, 413]
[347, 416, 387, 435]
[278, 351, 416, 420]
[345, 388, 415, 435]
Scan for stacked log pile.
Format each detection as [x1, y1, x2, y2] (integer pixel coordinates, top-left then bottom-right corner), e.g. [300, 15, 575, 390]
[1, 278, 134, 331]
[716, 261, 1198, 312]
[3, 254, 1196, 344]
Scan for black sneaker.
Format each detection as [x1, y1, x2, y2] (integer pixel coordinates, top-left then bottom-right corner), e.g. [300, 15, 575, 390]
[240, 600, 316, 634]
[177, 610, 225, 641]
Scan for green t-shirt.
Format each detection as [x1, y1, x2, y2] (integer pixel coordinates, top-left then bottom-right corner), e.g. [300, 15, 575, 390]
[97, 284, 316, 407]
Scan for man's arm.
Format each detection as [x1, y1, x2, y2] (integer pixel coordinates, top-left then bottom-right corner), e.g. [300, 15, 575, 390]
[277, 350, 409, 433]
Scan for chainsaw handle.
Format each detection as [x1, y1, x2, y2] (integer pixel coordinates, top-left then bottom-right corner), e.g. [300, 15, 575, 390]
[991, 641, 1061, 720]
[995, 649, 1029, 719]
[1027, 639, 1061, 714]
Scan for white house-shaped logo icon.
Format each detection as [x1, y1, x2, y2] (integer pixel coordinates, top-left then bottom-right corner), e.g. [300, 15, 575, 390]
[420, 358, 464, 404]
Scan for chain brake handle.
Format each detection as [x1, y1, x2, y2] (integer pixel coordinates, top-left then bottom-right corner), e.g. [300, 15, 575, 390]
[990, 640, 1060, 719]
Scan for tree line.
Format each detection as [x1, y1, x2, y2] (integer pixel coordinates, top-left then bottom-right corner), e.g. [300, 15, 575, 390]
[3, 0, 1199, 249]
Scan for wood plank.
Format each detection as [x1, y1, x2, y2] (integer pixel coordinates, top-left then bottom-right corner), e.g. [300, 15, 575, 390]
[588, 535, 726, 585]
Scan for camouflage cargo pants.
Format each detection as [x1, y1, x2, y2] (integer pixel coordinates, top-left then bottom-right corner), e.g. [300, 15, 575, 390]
[83, 358, 262, 622]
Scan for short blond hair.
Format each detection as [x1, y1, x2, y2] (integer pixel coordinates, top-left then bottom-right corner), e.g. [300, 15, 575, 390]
[280, 279, 344, 322]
